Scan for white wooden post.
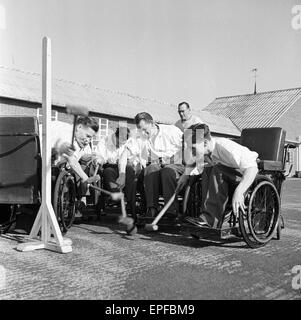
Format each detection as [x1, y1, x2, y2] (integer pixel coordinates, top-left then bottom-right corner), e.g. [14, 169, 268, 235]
[16, 37, 72, 253]
[297, 136, 301, 174]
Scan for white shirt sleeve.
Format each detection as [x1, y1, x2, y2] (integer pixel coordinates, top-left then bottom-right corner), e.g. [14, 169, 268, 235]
[215, 139, 258, 170]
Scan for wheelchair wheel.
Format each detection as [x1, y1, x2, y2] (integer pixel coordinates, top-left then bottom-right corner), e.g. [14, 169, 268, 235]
[239, 180, 280, 248]
[53, 170, 76, 233]
[0, 204, 17, 234]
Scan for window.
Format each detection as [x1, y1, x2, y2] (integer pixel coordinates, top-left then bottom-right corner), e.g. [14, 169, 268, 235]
[92, 118, 109, 149]
[37, 108, 58, 123]
[100, 118, 109, 137]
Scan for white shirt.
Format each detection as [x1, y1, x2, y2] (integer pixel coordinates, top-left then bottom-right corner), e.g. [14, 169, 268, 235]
[51, 121, 92, 163]
[126, 124, 183, 167]
[211, 138, 258, 170]
[175, 114, 203, 132]
[185, 137, 258, 175]
[95, 132, 127, 165]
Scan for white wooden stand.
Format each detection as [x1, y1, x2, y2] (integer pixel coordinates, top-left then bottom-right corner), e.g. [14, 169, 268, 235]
[16, 37, 72, 253]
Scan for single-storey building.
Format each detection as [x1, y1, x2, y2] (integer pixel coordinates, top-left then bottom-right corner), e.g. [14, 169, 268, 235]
[0, 66, 240, 149]
[204, 88, 301, 176]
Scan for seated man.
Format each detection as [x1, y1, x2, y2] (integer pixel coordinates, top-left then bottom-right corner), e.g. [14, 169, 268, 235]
[94, 126, 143, 213]
[51, 116, 100, 217]
[177, 123, 258, 228]
[118, 112, 184, 219]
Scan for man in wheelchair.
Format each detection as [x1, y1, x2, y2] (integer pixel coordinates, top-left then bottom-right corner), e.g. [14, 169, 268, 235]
[51, 116, 100, 218]
[117, 112, 184, 220]
[93, 126, 143, 214]
[177, 123, 259, 229]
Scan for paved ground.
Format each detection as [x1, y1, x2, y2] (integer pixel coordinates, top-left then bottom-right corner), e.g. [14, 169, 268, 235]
[0, 179, 301, 300]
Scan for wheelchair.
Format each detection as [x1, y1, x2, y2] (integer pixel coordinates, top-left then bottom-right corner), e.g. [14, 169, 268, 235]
[182, 127, 294, 248]
[0, 116, 41, 235]
[51, 163, 77, 233]
[0, 116, 98, 235]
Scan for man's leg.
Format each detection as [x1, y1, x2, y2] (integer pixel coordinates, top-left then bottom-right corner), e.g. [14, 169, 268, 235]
[160, 164, 185, 216]
[103, 164, 119, 192]
[144, 164, 161, 215]
[124, 164, 138, 215]
[200, 165, 241, 228]
[72, 163, 91, 218]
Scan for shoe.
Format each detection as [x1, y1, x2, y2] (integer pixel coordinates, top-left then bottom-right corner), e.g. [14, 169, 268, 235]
[74, 201, 86, 220]
[185, 216, 211, 228]
[74, 210, 83, 219]
[145, 207, 158, 218]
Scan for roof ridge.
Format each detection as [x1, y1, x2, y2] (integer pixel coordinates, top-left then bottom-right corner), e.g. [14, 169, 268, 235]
[0, 65, 173, 107]
[269, 93, 301, 127]
[215, 86, 301, 100]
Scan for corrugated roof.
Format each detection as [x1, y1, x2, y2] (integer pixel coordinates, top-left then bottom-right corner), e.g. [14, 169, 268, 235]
[0, 65, 240, 136]
[204, 88, 301, 130]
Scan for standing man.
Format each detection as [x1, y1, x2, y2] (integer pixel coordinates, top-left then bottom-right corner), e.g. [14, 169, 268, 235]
[119, 112, 184, 219]
[175, 102, 203, 132]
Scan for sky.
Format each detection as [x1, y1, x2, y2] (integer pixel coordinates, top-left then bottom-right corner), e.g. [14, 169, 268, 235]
[0, 0, 301, 109]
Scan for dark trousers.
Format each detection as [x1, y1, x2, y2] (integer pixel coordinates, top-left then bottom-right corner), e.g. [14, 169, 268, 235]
[103, 164, 143, 209]
[200, 164, 242, 228]
[144, 163, 184, 213]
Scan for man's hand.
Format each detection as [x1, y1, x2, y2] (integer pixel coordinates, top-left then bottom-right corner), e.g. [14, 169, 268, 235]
[92, 153, 106, 166]
[57, 142, 75, 157]
[176, 174, 190, 193]
[116, 172, 126, 189]
[84, 175, 101, 184]
[232, 189, 246, 216]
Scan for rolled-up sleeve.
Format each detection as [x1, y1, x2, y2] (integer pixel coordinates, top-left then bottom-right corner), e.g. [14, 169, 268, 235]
[239, 148, 258, 169]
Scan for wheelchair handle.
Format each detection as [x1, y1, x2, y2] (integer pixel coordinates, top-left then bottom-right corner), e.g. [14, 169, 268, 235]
[285, 164, 293, 178]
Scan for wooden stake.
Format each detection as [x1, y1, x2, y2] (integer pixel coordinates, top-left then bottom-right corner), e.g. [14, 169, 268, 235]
[16, 37, 72, 253]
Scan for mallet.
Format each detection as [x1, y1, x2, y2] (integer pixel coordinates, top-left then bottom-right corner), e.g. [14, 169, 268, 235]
[144, 192, 177, 232]
[119, 193, 137, 235]
[66, 105, 89, 147]
[89, 184, 137, 235]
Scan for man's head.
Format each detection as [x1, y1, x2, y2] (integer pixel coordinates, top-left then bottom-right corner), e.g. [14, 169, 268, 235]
[184, 123, 213, 163]
[134, 112, 157, 137]
[75, 116, 99, 148]
[178, 102, 192, 122]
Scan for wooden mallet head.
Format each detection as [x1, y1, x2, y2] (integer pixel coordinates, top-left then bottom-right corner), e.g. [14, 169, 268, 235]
[66, 105, 89, 117]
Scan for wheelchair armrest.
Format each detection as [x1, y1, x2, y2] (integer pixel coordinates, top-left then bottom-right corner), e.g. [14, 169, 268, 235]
[258, 160, 283, 171]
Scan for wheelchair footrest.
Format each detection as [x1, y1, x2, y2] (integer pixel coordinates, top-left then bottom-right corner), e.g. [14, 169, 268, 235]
[181, 223, 240, 240]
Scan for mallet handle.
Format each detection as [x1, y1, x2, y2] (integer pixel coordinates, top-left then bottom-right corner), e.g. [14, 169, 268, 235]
[89, 184, 113, 197]
[120, 196, 126, 218]
[151, 193, 176, 225]
[93, 164, 100, 177]
[71, 114, 78, 147]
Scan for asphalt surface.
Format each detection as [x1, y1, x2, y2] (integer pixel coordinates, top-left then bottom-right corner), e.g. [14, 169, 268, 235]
[0, 179, 301, 300]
